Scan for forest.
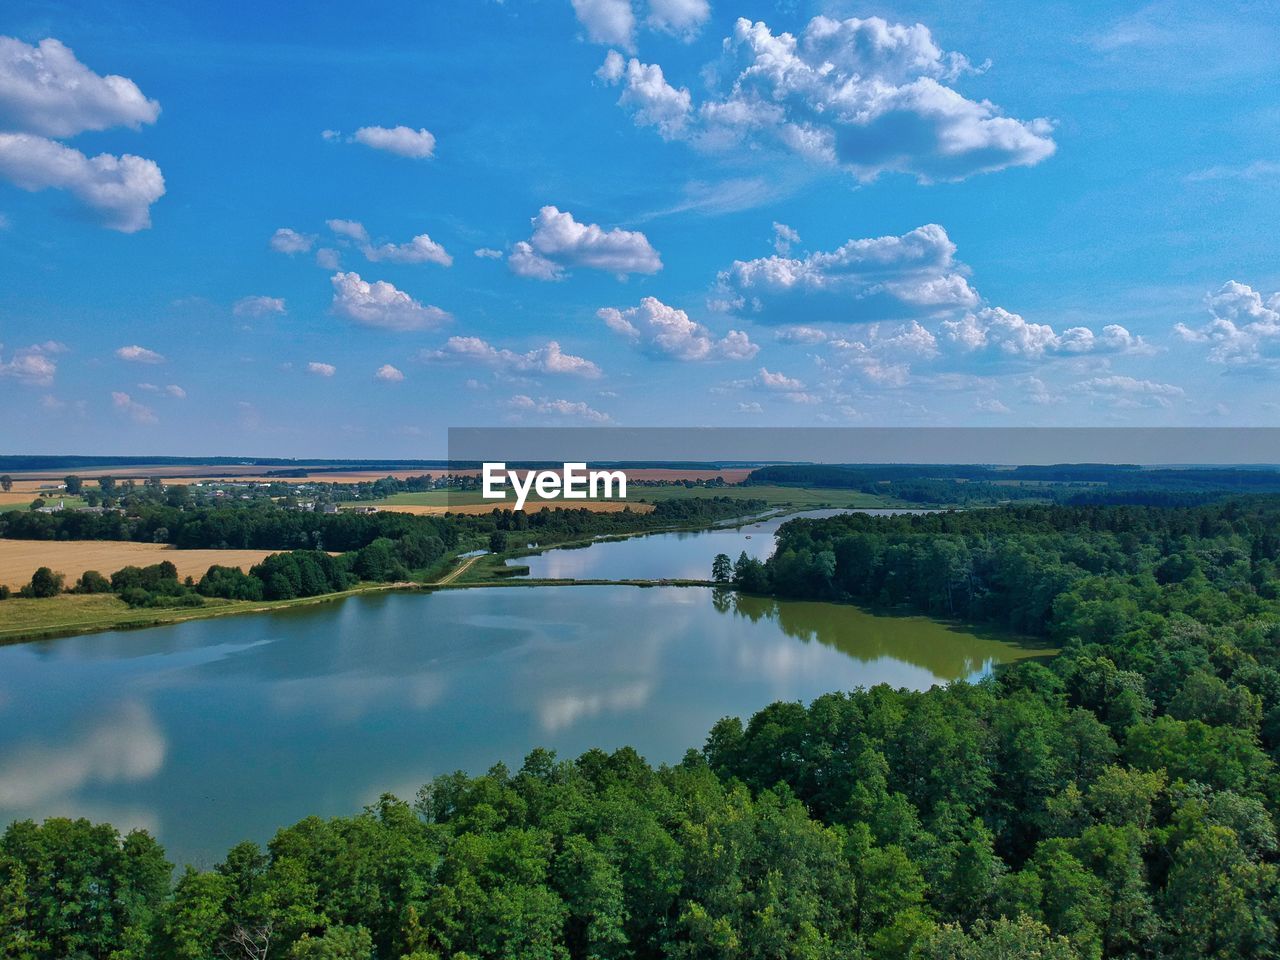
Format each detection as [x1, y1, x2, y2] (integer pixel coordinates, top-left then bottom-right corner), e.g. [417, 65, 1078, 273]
[743, 464, 1280, 507]
[5, 497, 1280, 958]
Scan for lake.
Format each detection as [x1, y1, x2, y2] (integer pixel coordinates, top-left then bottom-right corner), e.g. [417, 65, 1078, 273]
[511, 508, 932, 580]
[0, 511, 1049, 867]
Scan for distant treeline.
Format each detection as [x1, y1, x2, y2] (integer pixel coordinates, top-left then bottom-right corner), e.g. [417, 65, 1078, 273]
[744, 463, 1280, 506]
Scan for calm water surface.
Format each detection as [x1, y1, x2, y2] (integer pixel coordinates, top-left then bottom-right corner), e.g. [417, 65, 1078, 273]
[513, 508, 930, 580]
[0, 511, 1047, 867]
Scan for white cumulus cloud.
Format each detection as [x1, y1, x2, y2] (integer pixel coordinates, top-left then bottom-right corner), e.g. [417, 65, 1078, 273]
[647, 0, 711, 39]
[598, 51, 692, 140]
[0, 38, 163, 231]
[1174, 280, 1280, 365]
[604, 15, 1055, 183]
[233, 295, 286, 317]
[508, 394, 611, 423]
[270, 227, 315, 254]
[352, 125, 436, 159]
[330, 271, 451, 331]
[0, 342, 59, 386]
[422, 337, 602, 378]
[115, 344, 164, 364]
[715, 223, 977, 325]
[772, 222, 801, 255]
[325, 219, 452, 266]
[0, 37, 160, 137]
[307, 362, 336, 377]
[509, 205, 661, 280]
[756, 367, 805, 391]
[375, 364, 405, 382]
[943, 307, 1150, 359]
[0, 133, 164, 232]
[598, 296, 757, 360]
[775, 325, 827, 344]
[572, 0, 637, 48]
[572, 0, 710, 49]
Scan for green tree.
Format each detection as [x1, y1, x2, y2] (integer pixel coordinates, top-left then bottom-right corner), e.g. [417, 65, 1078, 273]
[712, 553, 732, 583]
[159, 868, 231, 960]
[19, 567, 63, 599]
[62, 475, 82, 496]
[289, 925, 373, 959]
[0, 855, 34, 960]
[915, 916, 1076, 960]
[73, 570, 112, 594]
[1160, 825, 1277, 959]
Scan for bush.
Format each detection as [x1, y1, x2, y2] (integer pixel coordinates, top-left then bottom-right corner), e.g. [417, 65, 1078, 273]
[120, 586, 205, 609]
[111, 561, 181, 594]
[19, 566, 64, 598]
[119, 586, 152, 607]
[0, 584, 9, 600]
[74, 570, 112, 594]
[197, 565, 264, 601]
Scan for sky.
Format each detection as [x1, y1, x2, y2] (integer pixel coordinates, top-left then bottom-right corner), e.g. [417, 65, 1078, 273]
[0, 0, 1278, 457]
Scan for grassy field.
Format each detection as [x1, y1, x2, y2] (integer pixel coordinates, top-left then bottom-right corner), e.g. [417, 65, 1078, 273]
[0, 589, 406, 644]
[0, 540, 284, 590]
[369, 485, 893, 510]
[0, 593, 242, 642]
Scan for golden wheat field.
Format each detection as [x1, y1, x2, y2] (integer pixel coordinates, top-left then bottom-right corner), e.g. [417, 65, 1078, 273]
[0, 540, 283, 590]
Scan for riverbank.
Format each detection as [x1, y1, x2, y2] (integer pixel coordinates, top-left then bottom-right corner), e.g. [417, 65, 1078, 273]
[0, 562, 715, 644]
[0, 582, 415, 645]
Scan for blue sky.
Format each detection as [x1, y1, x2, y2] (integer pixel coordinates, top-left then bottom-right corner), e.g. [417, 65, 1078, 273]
[0, 0, 1277, 456]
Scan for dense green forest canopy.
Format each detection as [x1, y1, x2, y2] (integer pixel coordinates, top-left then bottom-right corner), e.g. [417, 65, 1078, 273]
[6, 497, 1280, 958]
[744, 463, 1280, 507]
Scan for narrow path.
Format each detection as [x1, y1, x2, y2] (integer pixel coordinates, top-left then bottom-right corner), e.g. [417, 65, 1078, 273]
[433, 553, 482, 586]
